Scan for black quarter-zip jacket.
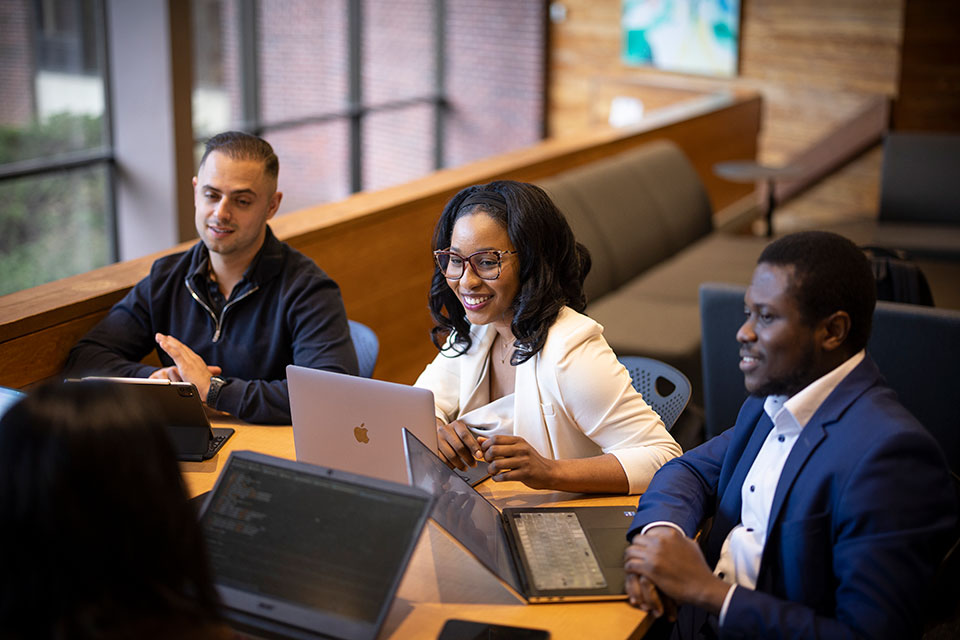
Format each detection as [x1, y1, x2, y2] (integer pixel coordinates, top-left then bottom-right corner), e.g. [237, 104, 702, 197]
[65, 227, 358, 424]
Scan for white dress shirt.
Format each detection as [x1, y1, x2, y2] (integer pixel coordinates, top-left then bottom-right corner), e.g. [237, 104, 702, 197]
[641, 350, 865, 623]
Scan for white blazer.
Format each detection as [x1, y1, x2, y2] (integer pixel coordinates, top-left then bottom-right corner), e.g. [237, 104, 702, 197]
[414, 307, 682, 493]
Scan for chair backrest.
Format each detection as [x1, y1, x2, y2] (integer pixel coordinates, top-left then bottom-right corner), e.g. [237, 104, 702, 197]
[537, 140, 713, 302]
[699, 283, 960, 473]
[869, 301, 960, 474]
[879, 132, 960, 225]
[348, 320, 379, 379]
[863, 246, 935, 306]
[617, 355, 692, 431]
[699, 283, 749, 439]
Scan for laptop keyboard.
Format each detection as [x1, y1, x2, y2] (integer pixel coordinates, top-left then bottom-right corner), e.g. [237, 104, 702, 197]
[513, 511, 607, 591]
[207, 431, 230, 456]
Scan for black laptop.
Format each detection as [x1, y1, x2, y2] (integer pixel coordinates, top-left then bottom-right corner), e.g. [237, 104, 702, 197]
[403, 428, 635, 603]
[67, 377, 233, 461]
[199, 450, 434, 640]
[0, 386, 25, 418]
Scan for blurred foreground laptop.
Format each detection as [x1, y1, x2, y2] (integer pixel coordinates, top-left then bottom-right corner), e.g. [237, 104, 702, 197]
[0, 386, 25, 418]
[287, 365, 487, 486]
[66, 377, 233, 461]
[199, 450, 433, 640]
[404, 429, 634, 603]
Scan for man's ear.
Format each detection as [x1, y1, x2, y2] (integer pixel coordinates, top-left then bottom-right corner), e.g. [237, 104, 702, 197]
[266, 190, 282, 221]
[819, 311, 851, 353]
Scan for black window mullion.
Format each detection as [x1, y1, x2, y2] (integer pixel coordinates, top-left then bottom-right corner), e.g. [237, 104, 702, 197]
[347, 0, 363, 194]
[433, 0, 445, 171]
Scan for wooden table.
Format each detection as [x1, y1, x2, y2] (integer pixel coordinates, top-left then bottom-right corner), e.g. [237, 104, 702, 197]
[181, 419, 651, 640]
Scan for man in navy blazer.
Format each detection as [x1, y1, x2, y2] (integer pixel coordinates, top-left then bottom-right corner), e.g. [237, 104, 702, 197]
[623, 231, 957, 639]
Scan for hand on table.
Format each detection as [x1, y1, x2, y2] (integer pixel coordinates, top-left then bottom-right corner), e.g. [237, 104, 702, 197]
[480, 435, 557, 490]
[623, 526, 730, 615]
[153, 333, 222, 401]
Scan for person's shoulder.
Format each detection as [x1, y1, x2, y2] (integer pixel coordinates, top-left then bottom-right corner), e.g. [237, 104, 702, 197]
[146, 244, 200, 281]
[274, 237, 334, 282]
[540, 307, 604, 362]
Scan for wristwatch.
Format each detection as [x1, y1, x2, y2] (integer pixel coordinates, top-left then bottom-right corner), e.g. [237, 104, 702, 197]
[207, 375, 227, 407]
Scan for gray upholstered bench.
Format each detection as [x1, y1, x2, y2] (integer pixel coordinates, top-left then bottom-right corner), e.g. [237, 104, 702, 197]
[537, 140, 770, 403]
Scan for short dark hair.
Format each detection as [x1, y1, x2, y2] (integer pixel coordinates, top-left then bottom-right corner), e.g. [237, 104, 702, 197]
[429, 180, 591, 364]
[758, 230, 876, 353]
[0, 382, 222, 637]
[199, 130, 279, 183]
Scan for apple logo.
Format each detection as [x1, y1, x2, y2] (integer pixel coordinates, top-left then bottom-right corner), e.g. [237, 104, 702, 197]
[354, 423, 369, 444]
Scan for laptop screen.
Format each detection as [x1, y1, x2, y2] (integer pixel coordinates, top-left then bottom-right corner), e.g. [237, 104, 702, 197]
[201, 453, 432, 640]
[403, 430, 522, 594]
[0, 386, 24, 419]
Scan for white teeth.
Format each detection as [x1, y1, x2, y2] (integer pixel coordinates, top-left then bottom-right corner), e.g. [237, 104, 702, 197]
[742, 356, 757, 363]
[463, 295, 491, 305]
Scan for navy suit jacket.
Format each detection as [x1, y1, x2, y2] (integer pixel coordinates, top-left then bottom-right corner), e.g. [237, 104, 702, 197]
[628, 355, 957, 639]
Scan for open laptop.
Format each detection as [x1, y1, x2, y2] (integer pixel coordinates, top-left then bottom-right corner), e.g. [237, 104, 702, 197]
[199, 450, 434, 640]
[67, 377, 233, 461]
[403, 428, 635, 603]
[287, 365, 487, 486]
[0, 386, 25, 418]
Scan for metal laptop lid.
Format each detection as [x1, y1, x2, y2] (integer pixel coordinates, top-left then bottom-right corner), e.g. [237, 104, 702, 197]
[402, 428, 524, 595]
[287, 365, 437, 485]
[200, 450, 434, 640]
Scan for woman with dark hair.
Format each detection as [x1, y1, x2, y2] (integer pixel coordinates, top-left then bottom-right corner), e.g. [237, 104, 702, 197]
[416, 181, 681, 494]
[0, 382, 227, 639]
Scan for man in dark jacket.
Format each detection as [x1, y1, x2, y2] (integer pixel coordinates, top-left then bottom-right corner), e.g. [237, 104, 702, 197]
[623, 231, 957, 639]
[65, 131, 358, 424]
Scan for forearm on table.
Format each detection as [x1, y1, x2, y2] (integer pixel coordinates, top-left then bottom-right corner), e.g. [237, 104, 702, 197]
[546, 453, 630, 494]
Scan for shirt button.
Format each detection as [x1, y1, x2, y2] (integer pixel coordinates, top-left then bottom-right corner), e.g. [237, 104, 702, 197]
[746, 527, 754, 532]
[750, 485, 755, 492]
[778, 435, 785, 443]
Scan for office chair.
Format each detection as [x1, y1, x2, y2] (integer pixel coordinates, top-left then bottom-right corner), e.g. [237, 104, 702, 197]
[348, 320, 379, 379]
[617, 356, 691, 431]
[879, 132, 960, 226]
[699, 283, 750, 439]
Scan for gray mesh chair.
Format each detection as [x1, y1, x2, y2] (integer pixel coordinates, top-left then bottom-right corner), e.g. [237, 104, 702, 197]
[617, 356, 691, 431]
[348, 320, 379, 379]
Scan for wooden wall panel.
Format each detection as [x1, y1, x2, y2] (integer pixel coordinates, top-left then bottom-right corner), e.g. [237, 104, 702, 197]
[549, 0, 903, 164]
[893, 0, 960, 131]
[548, 0, 904, 227]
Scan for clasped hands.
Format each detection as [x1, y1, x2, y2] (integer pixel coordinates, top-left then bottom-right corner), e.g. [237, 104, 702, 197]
[148, 333, 221, 402]
[436, 418, 556, 490]
[623, 526, 731, 619]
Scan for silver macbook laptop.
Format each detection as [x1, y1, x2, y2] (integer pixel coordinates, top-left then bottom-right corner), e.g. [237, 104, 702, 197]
[403, 428, 635, 603]
[287, 365, 440, 485]
[199, 450, 433, 640]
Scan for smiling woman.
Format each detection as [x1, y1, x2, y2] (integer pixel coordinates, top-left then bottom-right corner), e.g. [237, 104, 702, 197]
[415, 181, 682, 495]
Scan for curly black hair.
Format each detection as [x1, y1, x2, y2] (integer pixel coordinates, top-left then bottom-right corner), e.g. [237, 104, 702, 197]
[429, 180, 591, 364]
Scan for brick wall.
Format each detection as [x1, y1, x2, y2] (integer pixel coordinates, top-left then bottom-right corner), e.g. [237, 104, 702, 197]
[0, 0, 36, 126]
[218, 0, 544, 214]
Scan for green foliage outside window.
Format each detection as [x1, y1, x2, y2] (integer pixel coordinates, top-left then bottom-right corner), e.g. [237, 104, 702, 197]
[0, 113, 110, 297]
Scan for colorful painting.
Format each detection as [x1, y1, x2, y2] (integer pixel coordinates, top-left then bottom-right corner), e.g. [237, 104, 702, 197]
[622, 0, 740, 77]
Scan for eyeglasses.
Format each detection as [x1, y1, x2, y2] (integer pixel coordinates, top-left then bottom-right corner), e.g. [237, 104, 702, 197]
[433, 249, 518, 281]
